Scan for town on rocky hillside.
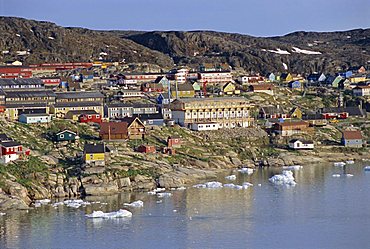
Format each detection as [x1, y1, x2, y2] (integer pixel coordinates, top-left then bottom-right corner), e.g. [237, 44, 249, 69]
[0, 60, 369, 203]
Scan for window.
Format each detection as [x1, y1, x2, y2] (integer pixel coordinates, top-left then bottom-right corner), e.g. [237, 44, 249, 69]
[60, 134, 64, 139]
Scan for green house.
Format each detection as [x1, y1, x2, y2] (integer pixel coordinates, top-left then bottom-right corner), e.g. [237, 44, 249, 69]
[55, 130, 77, 142]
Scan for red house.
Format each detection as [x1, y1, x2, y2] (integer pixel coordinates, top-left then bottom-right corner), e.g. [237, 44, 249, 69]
[79, 113, 102, 124]
[0, 66, 33, 79]
[137, 144, 156, 153]
[0, 141, 23, 164]
[40, 77, 61, 87]
[167, 136, 181, 148]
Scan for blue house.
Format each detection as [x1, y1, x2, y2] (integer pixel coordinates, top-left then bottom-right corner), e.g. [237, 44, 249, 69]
[267, 73, 276, 82]
[337, 71, 352, 79]
[289, 80, 301, 89]
[341, 130, 363, 148]
[19, 113, 51, 124]
[307, 73, 326, 83]
[55, 130, 77, 142]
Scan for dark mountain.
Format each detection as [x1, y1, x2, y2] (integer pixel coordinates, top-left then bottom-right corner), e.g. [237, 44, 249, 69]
[1, 16, 369, 74]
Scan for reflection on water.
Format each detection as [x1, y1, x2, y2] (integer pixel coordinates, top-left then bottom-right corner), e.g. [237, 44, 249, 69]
[1, 163, 370, 249]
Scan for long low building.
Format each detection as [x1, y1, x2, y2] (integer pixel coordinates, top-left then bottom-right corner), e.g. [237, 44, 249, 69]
[51, 102, 103, 118]
[170, 97, 254, 129]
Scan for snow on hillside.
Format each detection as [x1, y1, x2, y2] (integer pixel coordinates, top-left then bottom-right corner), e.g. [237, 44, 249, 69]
[263, 48, 291, 55]
[292, 47, 322, 55]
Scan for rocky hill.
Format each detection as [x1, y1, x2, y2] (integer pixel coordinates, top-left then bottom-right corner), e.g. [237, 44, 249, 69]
[1, 16, 369, 74]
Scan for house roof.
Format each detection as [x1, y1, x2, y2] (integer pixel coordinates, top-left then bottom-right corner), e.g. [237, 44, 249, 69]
[251, 84, 274, 91]
[56, 130, 77, 136]
[0, 78, 43, 86]
[134, 113, 163, 120]
[1, 141, 21, 147]
[66, 110, 98, 116]
[176, 83, 194, 92]
[342, 130, 362, 140]
[154, 76, 169, 83]
[4, 90, 56, 98]
[289, 139, 313, 144]
[0, 134, 11, 142]
[321, 107, 365, 116]
[260, 106, 285, 114]
[84, 143, 105, 153]
[100, 122, 128, 135]
[276, 121, 309, 127]
[19, 113, 49, 117]
[119, 117, 145, 127]
[55, 91, 104, 99]
[54, 102, 102, 108]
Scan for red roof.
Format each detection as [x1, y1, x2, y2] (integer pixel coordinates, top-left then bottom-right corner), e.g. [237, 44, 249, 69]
[99, 122, 128, 136]
[342, 130, 362, 140]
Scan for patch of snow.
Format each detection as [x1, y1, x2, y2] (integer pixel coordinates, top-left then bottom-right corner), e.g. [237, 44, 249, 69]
[334, 162, 346, 167]
[16, 51, 29, 56]
[123, 200, 144, 208]
[2, 51, 9, 54]
[345, 160, 355, 164]
[86, 209, 132, 219]
[225, 175, 236, 181]
[332, 174, 341, 178]
[292, 47, 322, 55]
[48, 36, 55, 40]
[283, 62, 288, 70]
[307, 43, 314, 47]
[0, 212, 5, 216]
[15, 34, 21, 37]
[99, 52, 108, 56]
[269, 170, 297, 186]
[193, 181, 223, 189]
[267, 48, 291, 55]
[157, 192, 172, 198]
[133, 50, 137, 54]
[237, 168, 254, 175]
[346, 36, 351, 39]
[283, 165, 303, 170]
[30, 29, 34, 33]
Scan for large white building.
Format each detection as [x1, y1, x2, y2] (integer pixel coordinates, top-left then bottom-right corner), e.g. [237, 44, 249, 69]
[198, 71, 233, 85]
[170, 97, 254, 129]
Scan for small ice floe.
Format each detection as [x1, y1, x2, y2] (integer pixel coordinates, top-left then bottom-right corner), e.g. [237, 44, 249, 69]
[175, 186, 186, 190]
[156, 200, 162, 204]
[173, 210, 177, 213]
[193, 181, 223, 189]
[283, 165, 303, 170]
[345, 160, 355, 164]
[364, 166, 370, 171]
[157, 192, 172, 198]
[124, 200, 144, 208]
[225, 175, 236, 181]
[345, 174, 354, 177]
[34, 199, 51, 207]
[237, 168, 254, 175]
[0, 212, 5, 216]
[269, 170, 297, 186]
[53, 199, 91, 208]
[224, 183, 250, 190]
[334, 162, 346, 167]
[86, 209, 132, 219]
[148, 187, 166, 195]
[242, 182, 253, 187]
[332, 174, 341, 178]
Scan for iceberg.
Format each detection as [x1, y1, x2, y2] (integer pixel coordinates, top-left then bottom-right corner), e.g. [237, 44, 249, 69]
[269, 170, 297, 186]
[193, 181, 223, 189]
[225, 175, 236, 181]
[237, 168, 254, 175]
[53, 199, 91, 208]
[157, 192, 172, 198]
[345, 174, 354, 177]
[86, 209, 132, 219]
[283, 165, 303, 170]
[334, 162, 346, 167]
[224, 184, 249, 190]
[242, 182, 253, 187]
[124, 200, 144, 208]
[332, 174, 341, 178]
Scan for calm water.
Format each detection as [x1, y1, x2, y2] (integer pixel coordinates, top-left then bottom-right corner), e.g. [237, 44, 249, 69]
[1, 163, 370, 249]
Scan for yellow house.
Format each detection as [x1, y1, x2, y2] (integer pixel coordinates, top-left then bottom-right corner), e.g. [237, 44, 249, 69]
[84, 143, 105, 165]
[350, 76, 367, 83]
[171, 83, 195, 98]
[280, 73, 293, 82]
[222, 82, 239, 95]
[50, 102, 103, 118]
[289, 107, 303, 119]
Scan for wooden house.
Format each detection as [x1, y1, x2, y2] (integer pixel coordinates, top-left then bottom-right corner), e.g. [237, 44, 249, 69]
[79, 112, 102, 124]
[289, 107, 302, 119]
[259, 106, 287, 119]
[55, 130, 77, 142]
[83, 143, 105, 165]
[0, 141, 23, 164]
[222, 82, 239, 95]
[280, 73, 293, 82]
[249, 84, 274, 95]
[171, 83, 195, 98]
[273, 121, 310, 136]
[100, 122, 128, 140]
[167, 136, 181, 148]
[19, 113, 51, 124]
[341, 130, 363, 148]
[120, 117, 146, 139]
[288, 139, 314, 150]
[137, 144, 156, 153]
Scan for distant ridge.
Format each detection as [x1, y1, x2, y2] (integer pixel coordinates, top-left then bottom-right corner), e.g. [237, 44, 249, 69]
[1, 16, 369, 73]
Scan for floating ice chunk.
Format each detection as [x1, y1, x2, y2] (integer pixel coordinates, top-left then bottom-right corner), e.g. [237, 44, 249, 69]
[345, 174, 353, 177]
[153, 188, 166, 192]
[224, 183, 236, 188]
[156, 200, 162, 204]
[242, 182, 253, 187]
[0, 212, 5, 216]
[345, 160, 355, 164]
[193, 181, 223, 189]
[124, 200, 144, 208]
[332, 174, 341, 178]
[283, 165, 303, 170]
[334, 162, 346, 167]
[225, 175, 236, 181]
[176, 186, 186, 190]
[269, 170, 297, 185]
[86, 209, 132, 219]
[364, 166, 370, 171]
[238, 168, 254, 175]
[35, 199, 51, 205]
[157, 192, 172, 198]
[54, 199, 91, 208]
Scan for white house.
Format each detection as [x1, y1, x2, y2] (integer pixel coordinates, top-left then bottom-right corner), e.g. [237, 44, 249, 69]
[190, 122, 219, 131]
[288, 139, 314, 150]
